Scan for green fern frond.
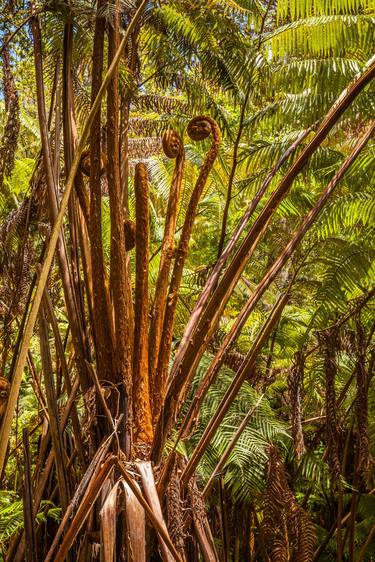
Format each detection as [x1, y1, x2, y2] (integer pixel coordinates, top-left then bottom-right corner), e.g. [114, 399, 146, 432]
[317, 193, 375, 240]
[277, 0, 373, 21]
[269, 15, 374, 58]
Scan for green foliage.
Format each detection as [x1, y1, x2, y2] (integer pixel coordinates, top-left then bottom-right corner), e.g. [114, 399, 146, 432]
[0, 490, 61, 559]
[184, 355, 290, 501]
[277, 0, 373, 20]
[0, 0, 374, 559]
[3, 158, 35, 200]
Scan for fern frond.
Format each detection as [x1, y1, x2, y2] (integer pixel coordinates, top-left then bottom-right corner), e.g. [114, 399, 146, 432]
[277, 0, 373, 21]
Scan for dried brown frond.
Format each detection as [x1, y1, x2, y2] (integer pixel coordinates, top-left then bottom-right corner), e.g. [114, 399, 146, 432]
[0, 40, 20, 193]
[0, 223, 34, 376]
[0, 200, 32, 261]
[81, 386, 97, 440]
[193, 263, 215, 287]
[295, 509, 316, 562]
[129, 117, 170, 138]
[354, 316, 374, 478]
[166, 462, 186, 554]
[288, 352, 306, 458]
[128, 137, 163, 160]
[262, 445, 316, 562]
[262, 445, 291, 561]
[222, 350, 246, 373]
[0, 376, 10, 416]
[208, 329, 246, 372]
[133, 94, 190, 115]
[318, 328, 342, 479]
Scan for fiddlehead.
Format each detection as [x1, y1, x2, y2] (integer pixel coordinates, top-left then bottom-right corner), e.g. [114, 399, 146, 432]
[80, 148, 107, 177]
[152, 116, 221, 433]
[124, 218, 136, 251]
[187, 116, 213, 141]
[162, 129, 183, 158]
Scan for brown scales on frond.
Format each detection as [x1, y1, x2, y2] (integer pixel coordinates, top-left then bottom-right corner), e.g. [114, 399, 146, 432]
[128, 137, 163, 160]
[133, 163, 153, 445]
[133, 93, 190, 115]
[129, 117, 170, 138]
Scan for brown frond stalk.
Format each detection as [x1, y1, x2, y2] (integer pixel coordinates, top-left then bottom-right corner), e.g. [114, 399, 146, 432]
[38, 305, 69, 511]
[0, 0, 148, 477]
[22, 429, 38, 562]
[133, 163, 153, 445]
[156, 120, 375, 465]
[137, 461, 178, 561]
[107, 3, 133, 453]
[149, 129, 185, 420]
[180, 292, 289, 484]
[187, 477, 219, 561]
[174, 126, 313, 382]
[31, 13, 91, 394]
[53, 455, 116, 562]
[88, 0, 115, 385]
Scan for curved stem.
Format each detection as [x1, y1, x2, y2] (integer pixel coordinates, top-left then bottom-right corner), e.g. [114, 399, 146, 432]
[152, 117, 221, 426]
[149, 131, 185, 420]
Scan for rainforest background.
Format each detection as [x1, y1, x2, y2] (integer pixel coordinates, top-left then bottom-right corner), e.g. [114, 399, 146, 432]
[0, 0, 374, 560]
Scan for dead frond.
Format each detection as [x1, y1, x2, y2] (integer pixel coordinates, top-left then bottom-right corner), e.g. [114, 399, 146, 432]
[288, 351, 306, 458]
[262, 445, 315, 562]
